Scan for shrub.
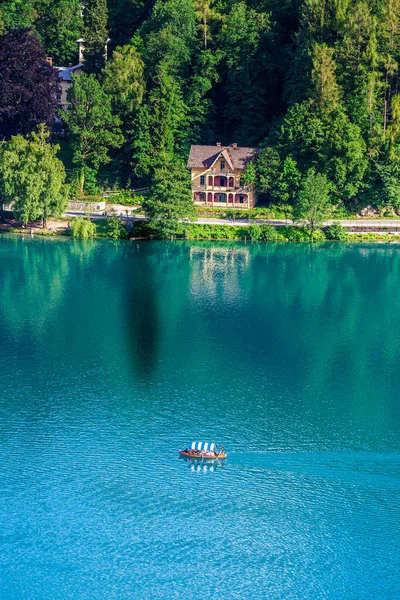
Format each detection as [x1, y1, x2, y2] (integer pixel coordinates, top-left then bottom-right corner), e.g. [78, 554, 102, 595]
[260, 224, 285, 242]
[110, 191, 145, 206]
[106, 215, 128, 239]
[70, 217, 96, 238]
[248, 224, 262, 241]
[326, 221, 348, 241]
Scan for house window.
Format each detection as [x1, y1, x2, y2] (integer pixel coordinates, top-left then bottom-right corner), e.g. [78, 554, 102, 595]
[239, 195, 244, 204]
[200, 175, 205, 185]
[56, 92, 62, 101]
[220, 160, 225, 171]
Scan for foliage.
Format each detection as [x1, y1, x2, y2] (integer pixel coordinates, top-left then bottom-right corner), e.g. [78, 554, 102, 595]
[260, 224, 285, 242]
[35, 0, 83, 65]
[106, 215, 128, 239]
[247, 224, 262, 241]
[293, 168, 331, 242]
[109, 191, 144, 206]
[0, 0, 36, 31]
[64, 73, 123, 191]
[3, 0, 400, 214]
[326, 221, 348, 241]
[0, 28, 60, 138]
[142, 156, 196, 237]
[0, 124, 68, 225]
[82, 0, 109, 74]
[70, 217, 96, 238]
[102, 44, 145, 113]
[241, 161, 257, 187]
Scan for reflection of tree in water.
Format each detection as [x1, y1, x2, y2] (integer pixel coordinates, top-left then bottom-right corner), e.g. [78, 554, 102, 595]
[236, 243, 400, 427]
[124, 242, 193, 381]
[0, 236, 109, 343]
[0, 237, 72, 340]
[181, 242, 400, 437]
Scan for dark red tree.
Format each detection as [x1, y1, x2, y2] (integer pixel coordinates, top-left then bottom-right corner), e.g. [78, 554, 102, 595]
[0, 28, 60, 139]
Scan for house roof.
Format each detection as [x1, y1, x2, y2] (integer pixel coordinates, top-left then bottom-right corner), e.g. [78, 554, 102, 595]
[187, 144, 259, 170]
[57, 64, 84, 81]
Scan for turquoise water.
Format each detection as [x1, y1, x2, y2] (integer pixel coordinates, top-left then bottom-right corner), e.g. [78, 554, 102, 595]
[0, 235, 399, 599]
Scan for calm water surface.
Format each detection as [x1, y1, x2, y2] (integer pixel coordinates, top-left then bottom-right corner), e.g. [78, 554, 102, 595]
[0, 235, 399, 599]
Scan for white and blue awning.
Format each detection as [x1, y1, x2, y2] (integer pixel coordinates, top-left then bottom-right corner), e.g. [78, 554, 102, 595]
[190, 442, 216, 452]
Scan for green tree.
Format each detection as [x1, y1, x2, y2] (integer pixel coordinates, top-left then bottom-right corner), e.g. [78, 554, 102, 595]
[311, 43, 341, 114]
[0, 0, 35, 31]
[294, 168, 331, 242]
[70, 216, 96, 238]
[83, 0, 109, 74]
[142, 156, 196, 237]
[218, 2, 272, 143]
[194, 0, 220, 50]
[64, 73, 123, 192]
[106, 215, 128, 239]
[35, 0, 83, 65]
[0, 124, 68, 226]
[241, 161, 257, 186]
[102, 44, 145, 113]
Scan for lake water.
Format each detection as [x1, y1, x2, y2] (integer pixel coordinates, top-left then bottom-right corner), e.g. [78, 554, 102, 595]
[0, 235, 399, 599]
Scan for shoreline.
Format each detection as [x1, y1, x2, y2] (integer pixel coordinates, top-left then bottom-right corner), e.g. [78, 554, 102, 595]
[2, 227, 400, 245]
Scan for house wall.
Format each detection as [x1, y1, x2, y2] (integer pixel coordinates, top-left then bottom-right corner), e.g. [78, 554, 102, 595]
[58, 67, 83, 110]
[190, 160, 257, 209]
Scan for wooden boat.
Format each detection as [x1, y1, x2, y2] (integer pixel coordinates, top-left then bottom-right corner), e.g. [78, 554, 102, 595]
[179, 442, 227, 460]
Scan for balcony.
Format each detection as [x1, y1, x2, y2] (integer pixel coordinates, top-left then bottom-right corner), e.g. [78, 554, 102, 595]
[209, 169, 235, 177]
[192, 184, 251, 193]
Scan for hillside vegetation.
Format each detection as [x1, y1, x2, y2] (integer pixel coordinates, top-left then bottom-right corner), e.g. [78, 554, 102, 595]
[2, 0, 400, 224]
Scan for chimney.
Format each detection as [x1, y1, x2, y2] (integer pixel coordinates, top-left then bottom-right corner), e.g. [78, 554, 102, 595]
[231, 143, 238, 148]
[216, 142, 221, 147]
[77, 38, 85, 63]
[46, 57, 53, 67]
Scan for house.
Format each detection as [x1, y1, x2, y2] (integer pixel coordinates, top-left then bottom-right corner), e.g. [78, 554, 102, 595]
[187, 143, 259, 209]
[56, 63, 84, 110]
[47, 39, 85, 112]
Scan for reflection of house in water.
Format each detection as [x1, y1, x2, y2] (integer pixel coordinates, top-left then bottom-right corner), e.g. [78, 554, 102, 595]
[189, 246, 250, 299]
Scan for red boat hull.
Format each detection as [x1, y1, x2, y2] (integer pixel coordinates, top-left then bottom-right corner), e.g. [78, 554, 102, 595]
[179, 450, 227, 459]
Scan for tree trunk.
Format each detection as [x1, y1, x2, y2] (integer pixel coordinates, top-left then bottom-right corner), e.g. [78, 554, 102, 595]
[79, 167, 85, 194]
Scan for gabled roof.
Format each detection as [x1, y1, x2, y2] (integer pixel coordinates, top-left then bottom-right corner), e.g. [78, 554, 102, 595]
[187, 144, 259, 170]
[57, 64, 84, 81]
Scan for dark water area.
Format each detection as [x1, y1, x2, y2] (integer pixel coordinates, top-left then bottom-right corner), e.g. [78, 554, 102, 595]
[0, 235, 399, 599]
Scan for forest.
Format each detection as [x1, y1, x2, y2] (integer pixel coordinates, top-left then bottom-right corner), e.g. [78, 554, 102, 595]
[2, 0, 400, 225]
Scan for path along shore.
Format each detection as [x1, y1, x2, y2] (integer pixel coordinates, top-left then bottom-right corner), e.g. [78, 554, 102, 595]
[63, 210, 400, 233]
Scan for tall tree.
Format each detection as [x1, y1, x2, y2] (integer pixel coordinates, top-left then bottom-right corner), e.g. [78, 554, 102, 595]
[0, 0, 36, 31]
[0, 125, 68, 226]
[194, 0, 219, 50]
[217, 2, 272, 143]
[102, 44, 145, 114]
[130, 0, 197, 181]
[64, 73, 123, 191]
[83, 0, 109, 74]
[35, 0, 83, 65]
[294, 168, 331, 241]
[107, 0, 154, 49]
[142, 155, 196, 237]
[0, 28, 60, 139]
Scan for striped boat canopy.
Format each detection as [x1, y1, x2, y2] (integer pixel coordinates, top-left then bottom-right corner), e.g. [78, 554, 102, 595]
[190, 442, 216, 452]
